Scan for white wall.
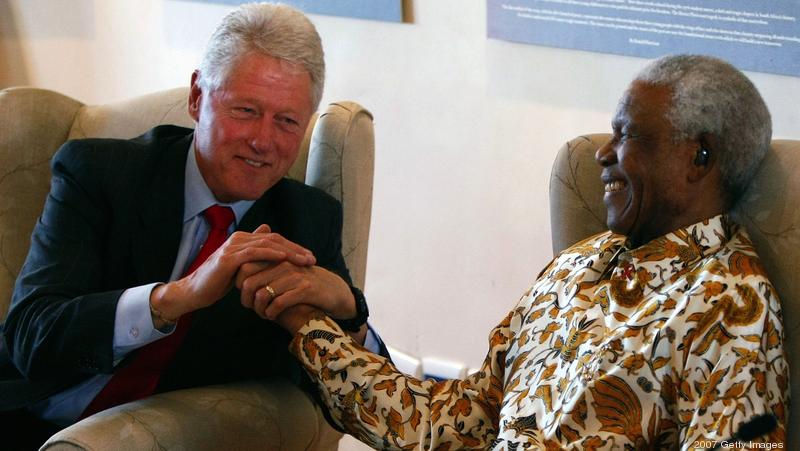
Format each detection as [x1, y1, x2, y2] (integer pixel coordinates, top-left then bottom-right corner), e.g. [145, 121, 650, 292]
[3, 0, 800, 383]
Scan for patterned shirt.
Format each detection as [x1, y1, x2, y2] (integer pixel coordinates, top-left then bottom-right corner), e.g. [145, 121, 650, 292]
[291, 215, 789, 450]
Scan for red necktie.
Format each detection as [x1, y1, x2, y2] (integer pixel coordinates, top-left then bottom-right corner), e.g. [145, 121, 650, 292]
[82, 205, 235, 417]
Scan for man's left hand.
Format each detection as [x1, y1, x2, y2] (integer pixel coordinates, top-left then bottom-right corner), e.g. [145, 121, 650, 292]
[236, 261, 356, 321]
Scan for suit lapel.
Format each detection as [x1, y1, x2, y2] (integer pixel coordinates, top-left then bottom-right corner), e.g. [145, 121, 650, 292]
[131, 134, 190, 283]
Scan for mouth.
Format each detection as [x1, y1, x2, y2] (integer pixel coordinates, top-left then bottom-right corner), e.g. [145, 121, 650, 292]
[604, 179, 627, 193]
[239, 157, 271, 169]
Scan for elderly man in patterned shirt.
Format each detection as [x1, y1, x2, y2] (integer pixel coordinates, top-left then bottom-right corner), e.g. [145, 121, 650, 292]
[253, 55, 789, 450]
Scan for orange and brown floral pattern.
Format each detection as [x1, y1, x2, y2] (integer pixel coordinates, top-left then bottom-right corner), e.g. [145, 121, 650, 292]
[291, 215, 788, 450]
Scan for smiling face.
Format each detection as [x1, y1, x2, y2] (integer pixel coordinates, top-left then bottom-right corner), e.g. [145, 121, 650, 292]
[189, 52, 314, 202]
[595, 81, 699, 246]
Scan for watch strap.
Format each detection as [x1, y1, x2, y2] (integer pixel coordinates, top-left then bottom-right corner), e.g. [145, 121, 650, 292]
[334, 285, 369, 332]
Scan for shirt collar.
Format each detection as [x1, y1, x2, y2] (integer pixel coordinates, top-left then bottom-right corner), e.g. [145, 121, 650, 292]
[604, 214, 734, 298]
[590, 214, 733, 286]
[624, 214, 732, 266]
[184, 136, 255, 224]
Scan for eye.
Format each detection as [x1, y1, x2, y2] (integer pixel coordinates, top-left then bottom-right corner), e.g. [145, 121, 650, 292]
[276, 115, 301, 132]
[618, 129, 639, 143]
[610, 129, 625, 144]
[229, 105, 258, 119]
[278, 116, 299, 126]
[610, 124, 623, 142]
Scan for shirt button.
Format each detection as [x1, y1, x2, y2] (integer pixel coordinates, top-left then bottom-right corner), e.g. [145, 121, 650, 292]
[130, 327, 139, 338]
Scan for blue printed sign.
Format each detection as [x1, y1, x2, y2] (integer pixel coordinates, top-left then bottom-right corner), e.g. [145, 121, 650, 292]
[488, 0, 800, 77]
[194, 0, 405, 23]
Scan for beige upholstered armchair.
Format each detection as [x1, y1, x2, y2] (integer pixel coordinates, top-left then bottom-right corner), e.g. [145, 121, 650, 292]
[549, 134, 799, 448]
[0, 87, 375, 450]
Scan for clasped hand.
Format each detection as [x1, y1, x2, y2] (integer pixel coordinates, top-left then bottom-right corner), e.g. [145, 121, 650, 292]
[235, 260, 354, 322]
[149, 224, 353, 329]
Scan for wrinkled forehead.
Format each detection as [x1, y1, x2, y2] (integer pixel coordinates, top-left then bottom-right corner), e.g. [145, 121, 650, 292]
[613, 81, 673, 125]
[222, 51, 309, 85]
[612, 90, 633, 124]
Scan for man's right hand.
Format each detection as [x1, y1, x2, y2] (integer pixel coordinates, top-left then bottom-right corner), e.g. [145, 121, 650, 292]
[149, 224, 316, 322]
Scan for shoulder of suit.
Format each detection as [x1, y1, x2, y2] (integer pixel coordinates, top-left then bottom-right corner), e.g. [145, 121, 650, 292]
[52, 125, 192, 169]
[48, 125, 192, 202]
[57, 125, 192, 154]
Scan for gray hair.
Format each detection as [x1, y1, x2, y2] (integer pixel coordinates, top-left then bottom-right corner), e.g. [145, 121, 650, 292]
[635, 54, 772, 204]
[198, 2, 325, 109]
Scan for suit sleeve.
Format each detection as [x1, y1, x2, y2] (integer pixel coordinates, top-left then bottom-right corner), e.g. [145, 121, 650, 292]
[3, 141, 122, 380]
[290, 313, 511, 450]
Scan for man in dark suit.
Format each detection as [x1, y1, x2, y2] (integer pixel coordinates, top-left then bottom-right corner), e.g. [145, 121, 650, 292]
[0, 3, 378, 447]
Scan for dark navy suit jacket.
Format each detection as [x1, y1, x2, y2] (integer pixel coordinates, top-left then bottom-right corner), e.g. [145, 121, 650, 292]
[0, 125, 357, 410]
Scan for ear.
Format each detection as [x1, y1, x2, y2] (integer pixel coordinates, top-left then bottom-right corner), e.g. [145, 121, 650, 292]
[188, 70, 203, 122]
[686, 133, 718, 183]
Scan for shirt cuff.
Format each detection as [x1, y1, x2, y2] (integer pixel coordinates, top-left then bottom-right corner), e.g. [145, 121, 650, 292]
[290, 315, 349, 366]
[363, 323, 383, 354]
[112, 283, 175, 362]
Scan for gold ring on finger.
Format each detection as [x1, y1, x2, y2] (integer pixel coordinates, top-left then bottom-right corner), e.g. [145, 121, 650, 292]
[264, 285, 276, 299]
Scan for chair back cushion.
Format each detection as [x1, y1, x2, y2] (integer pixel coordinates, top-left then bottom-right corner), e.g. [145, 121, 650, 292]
[306, 101, 374, 288]
[66, 88, 193, 140]
[0, 88, 83, 319]
[549, 134, 799, 445]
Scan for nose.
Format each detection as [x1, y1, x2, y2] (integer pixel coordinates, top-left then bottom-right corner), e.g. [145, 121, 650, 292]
[595, 139, 617, 167]
[249, 118, 275, 154]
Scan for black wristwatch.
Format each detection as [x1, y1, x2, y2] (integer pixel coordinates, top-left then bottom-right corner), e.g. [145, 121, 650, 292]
[334, 286, 369, 332]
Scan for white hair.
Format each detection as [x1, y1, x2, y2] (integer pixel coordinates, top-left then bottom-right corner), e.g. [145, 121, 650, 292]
[198, 2, 325, 109]
[636, 54, 772, 204]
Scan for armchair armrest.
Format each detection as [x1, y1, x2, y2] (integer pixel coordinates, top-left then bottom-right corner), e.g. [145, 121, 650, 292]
[42, 379, 340, 451]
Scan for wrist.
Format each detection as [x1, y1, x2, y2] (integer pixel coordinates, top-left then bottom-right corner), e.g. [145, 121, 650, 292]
[347, 325, 368, 344]
[334, 286, 369, 332]
[280, 305, 323, 335]
[333, 283, 357, 319]
[150, 282, 187, 327]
